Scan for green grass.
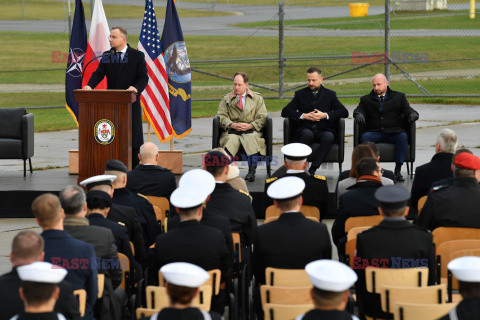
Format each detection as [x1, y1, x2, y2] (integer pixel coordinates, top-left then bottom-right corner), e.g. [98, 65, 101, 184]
[173, 0, 473, 6]
[235, 10, 480, 30]
[0, 0, 234, 20]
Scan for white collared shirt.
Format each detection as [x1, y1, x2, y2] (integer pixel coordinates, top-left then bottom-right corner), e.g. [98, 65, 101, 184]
[117, 45, 127, 60]
[286, 169, 305, 174]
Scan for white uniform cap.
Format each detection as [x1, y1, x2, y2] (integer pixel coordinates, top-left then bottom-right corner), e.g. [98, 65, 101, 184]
[161, 262, 210, 288]
[305, 260, 357, 292]
[179, 169, 216, 196]
[17, 261, 67, 284]
[267, 176, 305, 200]
[79, 175, 117, 189]
[281, 143, 312, 160]
[170, 186, 208, 209]
[448, 256, 480, 282]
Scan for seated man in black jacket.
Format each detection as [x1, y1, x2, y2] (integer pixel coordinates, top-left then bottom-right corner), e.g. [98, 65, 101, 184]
[281, 67, 348, 175]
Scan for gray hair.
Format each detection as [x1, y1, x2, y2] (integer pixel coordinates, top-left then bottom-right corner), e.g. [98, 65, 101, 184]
[59, 185, 86, 215]
[436, 129, 458, 153]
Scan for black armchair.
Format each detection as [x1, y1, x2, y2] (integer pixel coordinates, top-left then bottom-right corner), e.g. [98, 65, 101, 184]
[212, 115, 273, 177]
[0, 108, 34, 176]
[283, 118, 345, 173]
[354, 119, 416, 177]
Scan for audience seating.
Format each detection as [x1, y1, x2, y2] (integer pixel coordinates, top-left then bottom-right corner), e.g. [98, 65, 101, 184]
[118, 252, 132, 296]
[263, 303, 313, 320]
[135, 307, 158, 319]
[152, 206, 166, 233]
[264, 268, 310, 287]
[345, 216, 383, 233]
[347, 226, 370, 242]
[417, 195, 428, 215]
[264, 216, 319, 224]
[144, 195, 170, 216]
[380, 284, 447, 314]
[392, 301, 457, 320]
[365, 267, 429, 295]
[73, 289, 86, 317]
[265, 205, 320, 221]
[97, 273, 105, 299]
[432, 227, 480, 252]
[260, 285, 312, 309]
[146, 285, 212, 311]
[284, 117, 345, 173]
[435, 239, 480, 284]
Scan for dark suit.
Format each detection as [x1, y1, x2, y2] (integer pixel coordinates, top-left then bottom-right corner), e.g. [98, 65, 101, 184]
[64, 216, 122, 289]
[416, 177, 480, 231]
[140, 307, 223, 320]
[0, 268, 80, 320]
[338, 169, 395, 183]
[127, 164, 176, 200]
[42, 229, 98, 320]
[298, 309, 358, 320]
[438, 297, 480, 320]
[253, 212, 332, 285]
[410, 152, 453, 213]
[332, 180, 383, 253]
[355, 218, 435, 319]
[87, 44, 148, 166]
[281, 86, 348, 167]
[263, 171, 329, 217]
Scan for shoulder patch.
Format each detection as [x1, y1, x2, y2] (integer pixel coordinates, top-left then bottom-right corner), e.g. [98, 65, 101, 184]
[431, 184, 448, 192]
[266, 177, 278, 184]
[314, 175, 326, 181]
[239, 189, 250, 197]
[117, 221, 126, 227]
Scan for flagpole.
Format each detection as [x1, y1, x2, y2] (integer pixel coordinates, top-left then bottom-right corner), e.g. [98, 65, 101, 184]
[147, 123, 151, 142]
[170, 139, 173, 151]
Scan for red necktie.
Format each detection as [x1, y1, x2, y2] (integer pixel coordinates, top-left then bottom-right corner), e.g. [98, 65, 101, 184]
[238, 96, 243, 110]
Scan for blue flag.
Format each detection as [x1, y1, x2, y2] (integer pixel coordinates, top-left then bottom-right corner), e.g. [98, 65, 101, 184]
[160, 0, 192, 139]
[65, 0, 87, 125]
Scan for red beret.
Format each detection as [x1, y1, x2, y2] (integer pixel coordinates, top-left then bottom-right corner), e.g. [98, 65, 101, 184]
[454, 152, 480, 170]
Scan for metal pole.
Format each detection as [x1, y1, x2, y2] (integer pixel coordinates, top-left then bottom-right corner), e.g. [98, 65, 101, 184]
[22, 0, 25, 19]
[278, 1, 285, 99]
[67, 0, 72, 37]
[384, 0, 390, 81]
[90, 0, 94, 19]
[470, 0, 475, 19]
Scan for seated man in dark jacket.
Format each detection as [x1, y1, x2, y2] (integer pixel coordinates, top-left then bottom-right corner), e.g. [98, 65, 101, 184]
[353, 73, 419, 181]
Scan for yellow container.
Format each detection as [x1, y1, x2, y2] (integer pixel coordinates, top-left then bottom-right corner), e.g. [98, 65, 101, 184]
[349, 3, 369, 17]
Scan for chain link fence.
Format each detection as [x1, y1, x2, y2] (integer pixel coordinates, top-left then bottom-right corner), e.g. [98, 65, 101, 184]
[0, 0, 479, 115]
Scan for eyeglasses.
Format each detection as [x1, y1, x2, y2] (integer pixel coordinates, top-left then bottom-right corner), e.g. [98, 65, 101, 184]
[376, 168, 385, 174]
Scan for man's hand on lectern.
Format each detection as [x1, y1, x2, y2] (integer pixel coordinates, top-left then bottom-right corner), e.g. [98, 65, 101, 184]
[127, 86, 138, 93]
[82, 85, 92, 90]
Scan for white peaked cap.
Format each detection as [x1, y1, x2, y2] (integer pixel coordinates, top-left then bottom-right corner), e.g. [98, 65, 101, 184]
[267, 176, 305, 200]
[17, 261, 67, 284]
[448, 256, 480, 282]
[161, 262, 210, 288]
[305, 260, 357, 292]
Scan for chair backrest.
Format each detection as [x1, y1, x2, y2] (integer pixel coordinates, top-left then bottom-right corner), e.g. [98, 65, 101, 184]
[347, 226, 370, 242]
[97, 273, 105, 298]
[436, 239, 480, 280]
[417, 195, 428, 214]
[145, 195, 170, 214]
[0, 108, 26, 139]
[260, 285, 312, 309]
[265, 205, 320, 220]
[264, 216, 319, 224]
[345, 238, 357, 269]
[158, 269, 220, 293]
[433, 227, 480, 250]
[365, 267, 429, 294]
[393, 301, 457, 320]
[345, 215, 383, 232]
[136, 307, 158, 319]
[264, 303, 313, 320]
[118, 252, 130, 291]
[153, 206, 166, 232]
[129, 241, 135, 257]
[73, 289, 86, 317]
[146, 285, 213, 311]
[380, 284, 447, 314]
[447, 248, 480, 290]
[232, 232, 242, 268]
[265, 268, 311, 287]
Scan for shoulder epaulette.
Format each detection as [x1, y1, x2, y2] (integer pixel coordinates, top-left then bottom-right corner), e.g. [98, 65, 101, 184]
[137, 193, 148, 200]
[266, 177, 278, 184]
[117, 221, 126, 227]
[314, 175, 326, 181]
[431, 184, 448, 192]
[239, 189, 250, 197]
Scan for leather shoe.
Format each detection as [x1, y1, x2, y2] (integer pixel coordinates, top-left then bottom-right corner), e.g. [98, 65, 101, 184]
[245, 168, 256, 182]
[395, 169, 405, 182]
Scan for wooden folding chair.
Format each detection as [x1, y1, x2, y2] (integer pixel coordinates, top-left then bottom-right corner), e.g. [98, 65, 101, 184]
[158, 269, 221, 294]
[264, 216, 319, 224]
[366, 267, 429, 295]
[417, 195, 428, 215]
[392, 301, 457, 320]
[135, 307, 158, 319]
[260, 285, 312, 310]
[446, 248, 480, 293]
[145, 195, 170, 216]
[153, 206, 166, 232]
[146, 285, 213, 311]
[435, 239, 480, 284]
[118, 252, 131, 294]
[432, 227, 480, 251]
[345, 215, 383, 233]
[345, 226, 373, 268]
[97, 273, 105, 299]
[380, 284, 447, 314]
[73, 289, 86, 317]
[265, 205, 320, 221]
[347, 226, 370, 242]
[263, 303, 313, 320]
[129, 241, 135, 257]
[264, 267, 310, 287]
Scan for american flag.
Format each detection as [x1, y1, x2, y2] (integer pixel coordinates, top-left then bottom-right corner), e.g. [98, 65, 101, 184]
[138, 0, 172, 142]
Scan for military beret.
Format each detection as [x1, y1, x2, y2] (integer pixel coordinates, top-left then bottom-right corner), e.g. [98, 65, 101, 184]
[203, 151, 232, 167]
[375, 185, 410, 210]
[105, 159, 128, 173]
[454, 152, 480, 170]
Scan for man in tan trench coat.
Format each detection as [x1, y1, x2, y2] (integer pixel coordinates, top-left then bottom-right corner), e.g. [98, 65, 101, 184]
[217, 72, 267, 182]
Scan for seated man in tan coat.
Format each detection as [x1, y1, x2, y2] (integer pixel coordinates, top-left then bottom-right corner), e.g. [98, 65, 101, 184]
[217, 72, 267, 182]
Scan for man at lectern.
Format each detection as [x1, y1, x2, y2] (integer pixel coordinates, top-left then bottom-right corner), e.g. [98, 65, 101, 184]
[83, 27, 148, 168]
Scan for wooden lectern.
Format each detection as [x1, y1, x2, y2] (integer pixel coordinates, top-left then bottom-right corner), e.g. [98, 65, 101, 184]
[74, 90, 136, 183]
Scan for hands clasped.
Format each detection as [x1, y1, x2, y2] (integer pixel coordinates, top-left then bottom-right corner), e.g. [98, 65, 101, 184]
[302, 109, 327, 121]
[230, 123, 254, 131]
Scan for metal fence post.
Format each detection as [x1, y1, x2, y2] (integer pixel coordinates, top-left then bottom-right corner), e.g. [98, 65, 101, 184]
[278, 1, 285, 98]
[90, 0, 95, 19]
[67, 0, 72, 37]
[384, 0, 390, 81]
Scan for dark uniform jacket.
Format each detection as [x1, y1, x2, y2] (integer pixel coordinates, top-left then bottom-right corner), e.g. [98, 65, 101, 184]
[353, 87, 418, 133]
[438, 297, 480, 320]
[298, 309, 358, 320]
[112, 187, 158, 246]
[355, 218, 435, 319]
[253, 211, 332, 285]
[332, 179, 382, 251]
[64, 216, 122, 289]
[416, 177, 480, 231]
[127, 164, 176, 199]
[10, 312, 67, 320]
[263, 171, 329, 217]
[42, 230, 97, 320]
[87, 44, 148, 149]
[206, 183, 257, 248]
[141, 307, 223, 320]
[281, 86, 348, 135]
[0, 268, 80, 320]
[108, 203, 145, 264]
[410, 152, 453, 213]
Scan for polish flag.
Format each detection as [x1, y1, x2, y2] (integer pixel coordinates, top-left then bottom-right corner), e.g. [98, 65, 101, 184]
[82, 0, 110, 88]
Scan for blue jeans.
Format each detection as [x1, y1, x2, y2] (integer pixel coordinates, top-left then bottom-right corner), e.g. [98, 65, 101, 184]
[361, 131, 408, 165]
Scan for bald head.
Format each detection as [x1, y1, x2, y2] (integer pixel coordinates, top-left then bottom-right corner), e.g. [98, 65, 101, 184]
[372, 73, 388, 96]
[139, 142, 159, 165]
